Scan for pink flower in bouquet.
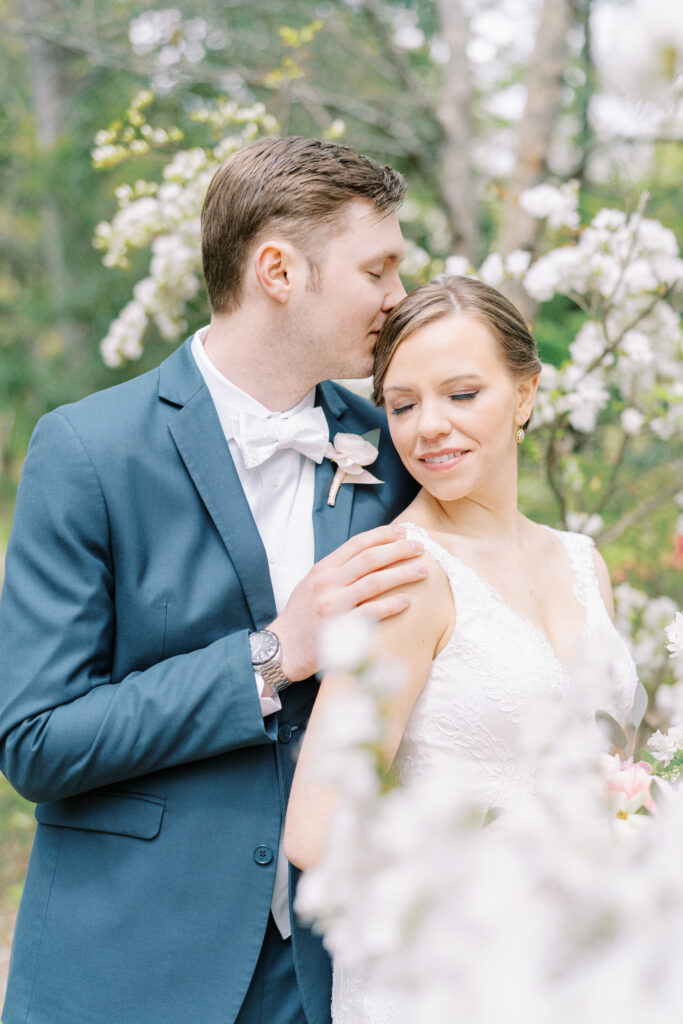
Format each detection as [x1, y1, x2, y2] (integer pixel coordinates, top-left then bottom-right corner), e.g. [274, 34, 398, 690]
[604, 757, 656, 817]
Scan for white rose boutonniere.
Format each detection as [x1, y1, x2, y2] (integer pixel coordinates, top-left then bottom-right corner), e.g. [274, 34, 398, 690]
[326, 429, 383, 507]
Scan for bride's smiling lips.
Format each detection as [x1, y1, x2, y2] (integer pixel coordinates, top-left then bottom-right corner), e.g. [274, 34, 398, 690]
[417, 448, 471, 472]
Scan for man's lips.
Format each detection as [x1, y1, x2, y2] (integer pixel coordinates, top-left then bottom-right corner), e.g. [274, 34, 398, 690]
[417, 448, 470, 471]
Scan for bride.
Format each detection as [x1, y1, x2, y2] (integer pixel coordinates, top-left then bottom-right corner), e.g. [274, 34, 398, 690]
[284, 275, 637, 1021]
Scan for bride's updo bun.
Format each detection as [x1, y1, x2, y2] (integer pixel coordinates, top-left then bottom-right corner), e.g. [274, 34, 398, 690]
[372, 276, 542, 417]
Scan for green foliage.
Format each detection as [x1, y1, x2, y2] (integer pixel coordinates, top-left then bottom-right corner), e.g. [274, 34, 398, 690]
[642, 748, 683, 780]
[534, 296, 584, 367]
[0, 775, 34, 917]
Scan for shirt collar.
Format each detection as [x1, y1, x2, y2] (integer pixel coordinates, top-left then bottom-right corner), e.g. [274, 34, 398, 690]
[191, 327, 316, 439]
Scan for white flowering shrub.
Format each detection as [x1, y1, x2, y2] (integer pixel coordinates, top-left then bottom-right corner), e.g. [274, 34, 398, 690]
[614, 584, 683, 722]
[296, 613, 683, 1023]
[93, 93, 279, 367]
[443, 184, 683, 550]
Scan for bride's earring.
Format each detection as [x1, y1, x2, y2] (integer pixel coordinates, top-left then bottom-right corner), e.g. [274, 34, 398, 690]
[515, 425, 525, 445]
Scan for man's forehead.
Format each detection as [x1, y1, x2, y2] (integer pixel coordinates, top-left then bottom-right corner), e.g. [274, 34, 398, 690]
[337, 201, 404, 252]
[338, 197, 400, 228]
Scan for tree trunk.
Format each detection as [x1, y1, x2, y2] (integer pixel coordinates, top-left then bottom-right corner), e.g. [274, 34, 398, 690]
[434, 0, 481, 261]
[24, 0, 71, 305]
[498, 0, 574, 258]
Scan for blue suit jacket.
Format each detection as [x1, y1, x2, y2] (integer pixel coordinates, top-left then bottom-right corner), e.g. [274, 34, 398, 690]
[0, 338, 417, 1024]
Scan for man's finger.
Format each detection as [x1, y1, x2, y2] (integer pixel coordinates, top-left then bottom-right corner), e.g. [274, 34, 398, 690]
[337, 538, 424, 586]
[323, 524, 413, 569]
[358, 591, 412, 621]
[315, 561, 427, 618]
[346, 561, 427, 605]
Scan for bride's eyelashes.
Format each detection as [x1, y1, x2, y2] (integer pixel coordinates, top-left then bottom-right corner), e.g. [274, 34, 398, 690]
[449, 390, 479, 402]
[389, 390, 479, 416]
[390, 403, 415, 416]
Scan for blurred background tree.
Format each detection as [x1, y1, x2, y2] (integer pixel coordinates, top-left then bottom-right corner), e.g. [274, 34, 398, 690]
[0, 0, 682, 986]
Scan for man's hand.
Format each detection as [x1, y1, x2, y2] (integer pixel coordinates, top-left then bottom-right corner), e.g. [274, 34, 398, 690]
[268, 524, 425, 682]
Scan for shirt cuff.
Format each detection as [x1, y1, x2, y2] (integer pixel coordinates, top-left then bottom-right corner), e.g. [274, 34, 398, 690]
[255, 671, 282, 717]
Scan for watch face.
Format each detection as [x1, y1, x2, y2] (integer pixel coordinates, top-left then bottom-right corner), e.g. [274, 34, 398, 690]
[250, 630, 279, 666]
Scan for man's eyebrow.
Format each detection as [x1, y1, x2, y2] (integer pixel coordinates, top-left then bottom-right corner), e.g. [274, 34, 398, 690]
[363, 249, 405, 265]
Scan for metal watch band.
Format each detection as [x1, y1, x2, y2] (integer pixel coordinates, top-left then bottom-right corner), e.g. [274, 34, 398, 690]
[260, 659, 291, 693]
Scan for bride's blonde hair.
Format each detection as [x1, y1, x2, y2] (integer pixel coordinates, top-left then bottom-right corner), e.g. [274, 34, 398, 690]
[373, 276, 542, 428]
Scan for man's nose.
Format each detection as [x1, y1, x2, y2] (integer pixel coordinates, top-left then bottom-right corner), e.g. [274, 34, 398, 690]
[382, 271, 407, 312]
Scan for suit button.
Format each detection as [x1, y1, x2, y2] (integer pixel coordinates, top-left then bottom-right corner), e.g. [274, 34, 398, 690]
[278, 724, 292, 743]
[254, 844, 274, 866]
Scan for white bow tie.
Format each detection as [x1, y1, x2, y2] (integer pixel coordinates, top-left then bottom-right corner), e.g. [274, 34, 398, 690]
[232, 406, 330, 469]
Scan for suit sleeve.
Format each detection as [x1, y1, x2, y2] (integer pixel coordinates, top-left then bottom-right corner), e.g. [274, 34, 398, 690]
[0, 411, 274, 804]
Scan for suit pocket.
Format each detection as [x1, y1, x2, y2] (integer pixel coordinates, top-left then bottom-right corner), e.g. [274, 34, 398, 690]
[35, 788, 165, 840]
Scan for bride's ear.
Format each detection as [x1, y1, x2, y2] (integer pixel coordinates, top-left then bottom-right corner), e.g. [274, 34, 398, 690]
[515, 373, 539, 426]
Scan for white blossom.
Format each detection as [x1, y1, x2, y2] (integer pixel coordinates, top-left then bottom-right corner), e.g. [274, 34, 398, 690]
[565, 511, 604, 537]
[443, 254, 471, 277]
[504, 248, 532, 277]
[319, 613, 376, 674]
[620, 408, 645, 435]
[569, 322, 606, 368]
[519, 180, 580, 230]
[647, 723, 683, 765]
[478, 252, 505, 287]
[295, 627, 683, 1024]
[666, 612, 683, 659]
[95, 102, 278, 360]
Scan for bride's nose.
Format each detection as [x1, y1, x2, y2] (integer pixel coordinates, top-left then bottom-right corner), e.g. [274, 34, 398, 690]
[416, 400, 452, 440]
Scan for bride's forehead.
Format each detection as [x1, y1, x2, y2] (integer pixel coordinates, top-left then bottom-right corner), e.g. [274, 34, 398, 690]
[387, 318, 504, 370]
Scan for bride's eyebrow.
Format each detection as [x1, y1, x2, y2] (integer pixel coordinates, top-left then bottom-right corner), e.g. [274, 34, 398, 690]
[384, 374, 483, 394]
[441, 374, 484, 387]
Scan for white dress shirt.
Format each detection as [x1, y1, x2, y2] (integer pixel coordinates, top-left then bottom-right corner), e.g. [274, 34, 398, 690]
[191, 327, 320, 938]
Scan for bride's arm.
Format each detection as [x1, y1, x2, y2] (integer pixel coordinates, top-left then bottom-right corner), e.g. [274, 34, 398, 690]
[284, 559, 453, 872]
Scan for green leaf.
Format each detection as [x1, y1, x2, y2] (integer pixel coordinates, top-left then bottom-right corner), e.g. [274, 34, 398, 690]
[483, 806, 504, 828]
[362, 428, 381, 449]
[631, 682, 648, 730]
[595, 710, 628, 751]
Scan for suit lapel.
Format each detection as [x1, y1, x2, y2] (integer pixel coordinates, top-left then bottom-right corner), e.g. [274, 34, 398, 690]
[161, 340, 277, 627]
[313, 382, 356, 561]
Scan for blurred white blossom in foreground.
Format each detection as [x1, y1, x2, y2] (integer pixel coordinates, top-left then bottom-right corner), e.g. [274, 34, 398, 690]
[296, 611, 683, 1024]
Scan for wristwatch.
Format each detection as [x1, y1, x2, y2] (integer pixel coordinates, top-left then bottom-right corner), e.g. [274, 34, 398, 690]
[249, 629, 292, 694]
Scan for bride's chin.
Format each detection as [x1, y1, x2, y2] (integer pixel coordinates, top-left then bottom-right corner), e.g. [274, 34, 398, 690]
[421, 479, 469, 502]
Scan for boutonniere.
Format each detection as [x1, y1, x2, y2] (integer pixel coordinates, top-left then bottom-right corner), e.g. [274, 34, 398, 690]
[326, 429, 383, 507]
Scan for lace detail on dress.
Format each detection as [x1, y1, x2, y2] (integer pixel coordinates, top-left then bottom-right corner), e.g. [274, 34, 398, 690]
[331, 522, 638, 1024]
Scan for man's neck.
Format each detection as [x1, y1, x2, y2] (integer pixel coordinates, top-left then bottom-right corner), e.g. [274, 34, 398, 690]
[203, 313, 318, 412]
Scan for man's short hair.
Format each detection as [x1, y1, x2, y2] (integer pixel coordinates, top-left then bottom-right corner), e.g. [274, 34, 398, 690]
[201, 136, 406, 313]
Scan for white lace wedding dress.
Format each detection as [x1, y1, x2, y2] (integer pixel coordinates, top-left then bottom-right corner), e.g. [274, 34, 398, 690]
[330, 522, 638, 1024]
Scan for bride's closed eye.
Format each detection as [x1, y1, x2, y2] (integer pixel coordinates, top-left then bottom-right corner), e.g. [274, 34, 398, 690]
[449, 391, 479, 402]
[390, 391, 479, 416]
[390, 403, 415, 416]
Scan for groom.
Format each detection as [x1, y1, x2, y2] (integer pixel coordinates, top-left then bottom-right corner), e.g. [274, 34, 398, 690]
[0, 137, 421, 1023]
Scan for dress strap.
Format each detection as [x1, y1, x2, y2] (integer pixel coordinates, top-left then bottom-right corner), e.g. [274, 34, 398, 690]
[401, 522, 457, 579]
[546, 528, 608, 629]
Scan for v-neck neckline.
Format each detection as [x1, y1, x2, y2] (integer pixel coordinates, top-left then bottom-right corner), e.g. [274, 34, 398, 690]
[405, 522, 588, 672]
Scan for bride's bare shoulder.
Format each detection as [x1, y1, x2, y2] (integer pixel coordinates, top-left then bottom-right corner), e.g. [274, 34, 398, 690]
[392, 491, 435, 533]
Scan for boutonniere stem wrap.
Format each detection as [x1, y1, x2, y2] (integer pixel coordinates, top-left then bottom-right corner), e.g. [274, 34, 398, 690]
[326, 430, 383, 507]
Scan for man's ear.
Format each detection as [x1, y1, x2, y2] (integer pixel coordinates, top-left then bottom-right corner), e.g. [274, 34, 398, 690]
[516, 373, 539, 425]
[252, 240, 298, 304]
